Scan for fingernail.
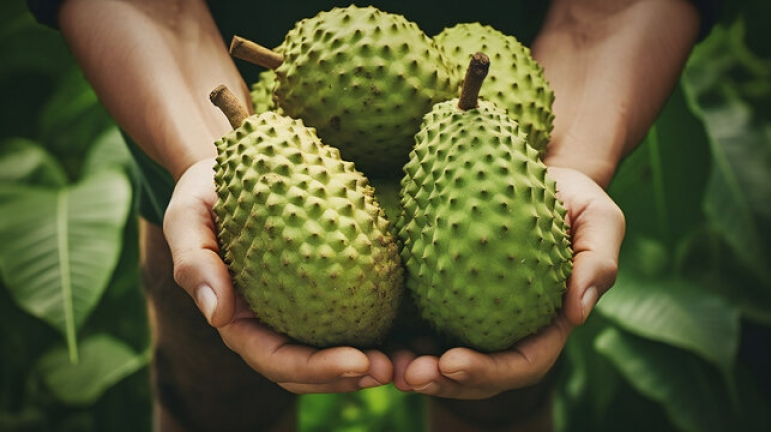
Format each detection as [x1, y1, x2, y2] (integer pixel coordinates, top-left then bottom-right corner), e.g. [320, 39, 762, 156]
[413, 382, 438, 394]
[442, 369, 468, 382]
[358, 376, 382, 389]
[340, 371, 366, 378]
[196, 285, 217, 324]
[582, 286, 599, 320]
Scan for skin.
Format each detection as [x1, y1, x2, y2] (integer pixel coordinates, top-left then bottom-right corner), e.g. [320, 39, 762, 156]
[57, 0, 700, 428]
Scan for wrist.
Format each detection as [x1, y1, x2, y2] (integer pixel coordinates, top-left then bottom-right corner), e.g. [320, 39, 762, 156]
[166, 143, 219, 182]
[541, 99, 627, 189]
[543, 143, 620, 190]
[533, 0, 700, 190]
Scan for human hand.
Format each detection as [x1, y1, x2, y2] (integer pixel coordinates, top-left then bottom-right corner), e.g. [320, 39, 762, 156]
[392, 166, 625, 399]
[163, 158, 393, 393]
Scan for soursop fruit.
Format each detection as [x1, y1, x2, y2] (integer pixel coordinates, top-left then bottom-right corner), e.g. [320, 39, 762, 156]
[249, 69, 278, 114]
[211, 87, 404, 348]
[271, 5, 459, 178]
[434, 23, 555, 155]
[397, 54, 572, 352]
[368, 176, 402, 225]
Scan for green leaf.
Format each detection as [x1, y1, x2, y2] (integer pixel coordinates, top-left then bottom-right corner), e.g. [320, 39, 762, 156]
[0, 169, 132, 362]
[682, 21, 771, 286]
[607, 137, 661, 240]
[36, 69, 115, 177]
[37, 333, 149, 406]
[720, 0, 771, 59]
[0, 138, 69, 186]
[649, 86, 713, 239]
[299, 386, 425, 432]
[0, 4, 77, 142]
[609, 84, 712, 247]
[700, 99, 771, 283]
[597, 261, 740, 377]
[595, 327, 725, 432]
[81, 127, 134, 177]
[677, 227, 771, 326]
[596, 327, 769, 432]
[618, 235, 671, 278]
[556, 315, 620, 429]
[0, 4, 74, 80]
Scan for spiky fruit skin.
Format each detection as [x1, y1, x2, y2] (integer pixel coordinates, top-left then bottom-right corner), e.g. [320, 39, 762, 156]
[274, 5, 459, 178]
[434, 23, 555, 156]
[249, 69, 278, 114]
[213, 112, 404, 348]
[397, 99, 572, 352]
[368, 176, 402, 225]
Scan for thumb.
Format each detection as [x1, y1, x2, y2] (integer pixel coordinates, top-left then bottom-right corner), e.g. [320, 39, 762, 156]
[163, 158, 235, 327]
[549, 167, 625, 326]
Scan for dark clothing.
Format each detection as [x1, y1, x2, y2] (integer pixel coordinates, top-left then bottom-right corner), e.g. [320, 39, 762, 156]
[28, 0, 723, 39]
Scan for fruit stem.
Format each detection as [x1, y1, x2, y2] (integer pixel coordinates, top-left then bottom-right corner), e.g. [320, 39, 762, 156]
[210, 85, 249, 129]
[229, 35, 285, 70]
[457, 52, 490, 111]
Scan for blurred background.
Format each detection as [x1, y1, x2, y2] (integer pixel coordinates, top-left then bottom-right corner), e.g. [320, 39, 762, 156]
[1, 1, 769, 431]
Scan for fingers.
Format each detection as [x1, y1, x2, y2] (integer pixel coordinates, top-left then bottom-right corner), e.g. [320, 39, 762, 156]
[394, 315, 573, 399]
[438, 315, 572, 393]
[392, 350, 418, 392]
[565, 189, 624, 324]
[549, 167, 625, 326]
[219, 318, 392, 393]
[280, 351, 391, 394]
[164, 158, 235, 327]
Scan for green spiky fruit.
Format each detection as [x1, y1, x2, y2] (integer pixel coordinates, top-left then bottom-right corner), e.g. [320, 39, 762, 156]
[397, 97, 572, 352]
[273, 5, 460, 178]
[213, 111, 404, 348]
[369, 176, 402, 225]
[249, 69, 278, 114]
[434, 23, 555, 155]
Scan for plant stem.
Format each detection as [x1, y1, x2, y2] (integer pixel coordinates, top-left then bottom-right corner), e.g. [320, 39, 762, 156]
[229, 35, 285, 70]
[210, 85, 249, 129]
[647, 125, 671, 245]
[457, 52, 490, 111]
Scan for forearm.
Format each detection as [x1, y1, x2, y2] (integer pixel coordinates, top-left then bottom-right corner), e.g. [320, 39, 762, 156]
[533, 0, 700, 188]
[58, 0, 249, 180]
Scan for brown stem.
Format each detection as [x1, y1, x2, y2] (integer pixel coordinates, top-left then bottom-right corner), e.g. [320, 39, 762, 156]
[210, 85, 249, 129]
[229, 35, 285, 70]
[457, 52, 490, 111]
